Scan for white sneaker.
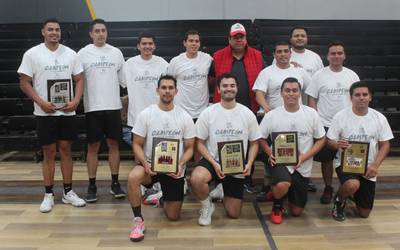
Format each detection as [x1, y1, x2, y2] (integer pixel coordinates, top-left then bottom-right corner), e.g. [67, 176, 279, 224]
[62, 190, 86, 207]
[143, 190, 163, 206]
[198, 198, 215, 226]
[39, 193, 54, 213]
[210, 183, 224, 200]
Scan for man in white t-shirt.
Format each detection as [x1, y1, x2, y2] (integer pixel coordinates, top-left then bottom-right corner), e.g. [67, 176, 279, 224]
[127, 75, 195, 242]
[190, 73, 261, 226]
[78, 19, 126, 203]
[253, 41, 312, 202]
[122, 32, 169, 205]
[306, 41, 360, 204]
[253, 41, 312, 114]
[259, 77, 325, 224]
[18, 18, 86, 213]
[122, 32, 169, 129]
[327, 81, 393, 221]
[288, 26, 324, 76]
[168, 30, 212, 120]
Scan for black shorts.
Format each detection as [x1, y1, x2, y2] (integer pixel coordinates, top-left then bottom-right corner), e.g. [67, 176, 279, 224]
[36, 115, 77, 146]
[269, 165, 309, 208]
[85, 110, 122, 143]
[335, 166, 376, 209]
[314, 127, 337, 162]
[195, 158, 244, 199]
[143, 174, 184, 202]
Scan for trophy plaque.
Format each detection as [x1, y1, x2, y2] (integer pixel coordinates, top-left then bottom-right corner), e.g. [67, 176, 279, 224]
[271, 132, 298, 166]
[47, 79, 72, 109]
[341, 141, 369, 175]
[151, 137, 179, 174]
[217, 140, 245, 175]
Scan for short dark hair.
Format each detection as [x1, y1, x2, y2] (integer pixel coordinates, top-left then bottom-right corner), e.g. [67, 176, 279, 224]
[184, 29, 200, 41]
[280, 77, 301, 91]
[217, 73, 238, 89]
[274, 41, 291, 53]
[290, 26, 308, 38]
[90, 18, 107, 31]
[349, 81, 372, 96]
[42, 18, 59, 28]
[138, 32, 156, 44]
[328, 40, 345, 53]
[157, 75, 177, 88]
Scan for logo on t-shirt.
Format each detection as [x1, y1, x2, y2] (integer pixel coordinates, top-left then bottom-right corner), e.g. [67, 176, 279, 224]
[89, 55, 116, 72]
[348, 127, 369, 141]
[325, 82, 348, 96]
[182, 68, 207, 82]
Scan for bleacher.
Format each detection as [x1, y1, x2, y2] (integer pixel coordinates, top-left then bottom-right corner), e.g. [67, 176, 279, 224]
[0, 19, 399, 160]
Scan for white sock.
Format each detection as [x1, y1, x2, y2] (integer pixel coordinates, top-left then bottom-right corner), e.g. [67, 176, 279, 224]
[200, 196, 210, 206]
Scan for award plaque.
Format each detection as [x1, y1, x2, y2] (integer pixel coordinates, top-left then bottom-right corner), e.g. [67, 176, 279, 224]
[47, 79, 72, 109]
[217, 140, 245, 175]
[271, 132, 298, 166]
[151, 137, 179, 174]
[341, 141, 369, 175]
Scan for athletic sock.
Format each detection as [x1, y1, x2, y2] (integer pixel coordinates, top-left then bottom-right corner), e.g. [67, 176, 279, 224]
[45, 185, 54, 195]
[111, 174, 119, 185]
[89, 178, 96, 187]
[132, 206, 143, 220]
[63, 183, 72, 194]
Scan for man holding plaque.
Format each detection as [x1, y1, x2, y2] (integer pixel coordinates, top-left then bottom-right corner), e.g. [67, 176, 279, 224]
[306, 41, 360, 204]
[327, 81, 393, 221]
[78, 18, 126, 202]
[259, 77, 325, 224]
[127, 75, 195, 241]
[190, 73, 261, 226]
[18, 18, 86, 213]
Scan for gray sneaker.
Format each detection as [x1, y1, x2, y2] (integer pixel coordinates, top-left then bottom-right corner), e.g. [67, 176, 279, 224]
[85, 185, 98, 203]
[110, 183, 126, 199]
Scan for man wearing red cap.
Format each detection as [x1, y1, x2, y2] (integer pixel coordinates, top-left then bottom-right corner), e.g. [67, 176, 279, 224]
[210, 23, 264, 114]
[209, 23, 264, 194]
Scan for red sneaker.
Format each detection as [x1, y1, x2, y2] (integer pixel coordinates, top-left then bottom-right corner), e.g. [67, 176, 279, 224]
[130, 217, 145, 242]
[266, 191, 273, 201]
[270, 207, 283, 224]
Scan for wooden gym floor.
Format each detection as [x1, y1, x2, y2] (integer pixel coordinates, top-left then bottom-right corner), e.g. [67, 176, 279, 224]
[0, 157, 400, 250]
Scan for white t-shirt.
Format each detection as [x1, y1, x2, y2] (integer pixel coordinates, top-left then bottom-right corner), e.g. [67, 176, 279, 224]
[327, 107, 394, 182]
[122, 55, 169, 127]
[133, 104, 195, 178]
[196, 103, 261, 178]
[273, 48, 324, 76]
[168, 51, 212, 118]
[78, 44, 125, 113]
[306, 66, 360, 127]
[252, 64, 312, 110]
[17, 43, 83, 116]
[259, 105, 325, 177]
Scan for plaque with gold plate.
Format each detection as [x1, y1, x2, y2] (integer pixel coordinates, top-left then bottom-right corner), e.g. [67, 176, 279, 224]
[47, 79, 72, 109]
[151, 137, 179, 174]
[271, 132, 298, 166]
[217, 140, 245, 175]
[341, 141, 369, 175]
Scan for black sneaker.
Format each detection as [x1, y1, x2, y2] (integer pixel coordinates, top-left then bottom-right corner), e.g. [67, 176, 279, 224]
[85, 185, 98, 203]
[332, 195, 346, 221]
[307, 181, 317, 192]
[244, 183, 257, 194]
[110, 183, 126, 199]
[320, 186, 334, 204]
